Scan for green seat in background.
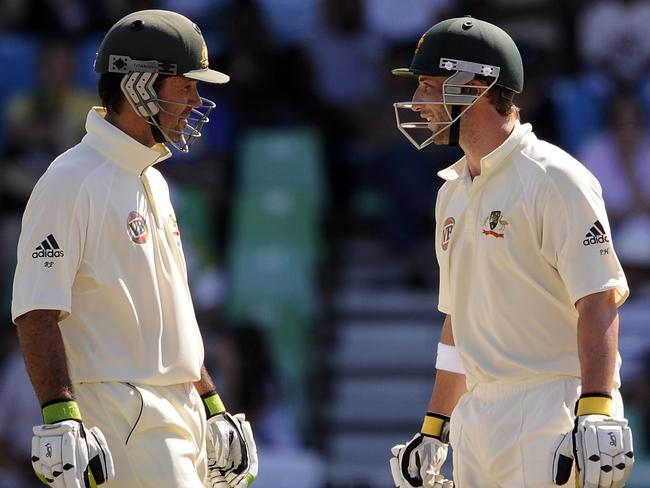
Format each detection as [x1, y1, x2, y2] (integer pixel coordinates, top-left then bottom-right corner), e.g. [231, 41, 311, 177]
[231, 190, 320, 264]
[227, 126, 326, 438]
[227, 243, 317, 323]
[237, 127, 326, 211]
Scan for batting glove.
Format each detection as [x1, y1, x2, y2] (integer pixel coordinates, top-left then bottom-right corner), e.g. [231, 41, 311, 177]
[390, 412, 453, 488]
[203, 393, 258, 488]
[31, 400, 115, 488]
[552, 393, 634, 488]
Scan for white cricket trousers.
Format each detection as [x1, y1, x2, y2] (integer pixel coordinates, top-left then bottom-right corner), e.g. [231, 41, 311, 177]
[449, 376, 624, 488]
[74, 382, 207, 487]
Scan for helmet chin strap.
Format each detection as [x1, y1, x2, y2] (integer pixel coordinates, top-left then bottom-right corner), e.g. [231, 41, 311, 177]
[447, 105, 462, 146]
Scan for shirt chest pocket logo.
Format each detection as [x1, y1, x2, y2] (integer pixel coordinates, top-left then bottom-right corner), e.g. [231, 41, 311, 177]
[481, 210, 509, 239]
[127, 211, 148, 244]
[441, 217, 455, 251]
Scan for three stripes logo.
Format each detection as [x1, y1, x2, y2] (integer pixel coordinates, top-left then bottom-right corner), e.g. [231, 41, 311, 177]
[583, 220, 610, 246]
[32, 234, 64, 258]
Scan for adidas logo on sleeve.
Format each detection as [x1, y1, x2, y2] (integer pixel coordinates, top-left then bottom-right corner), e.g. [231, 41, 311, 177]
[32, 234, 65, 258]
[583, 220, 610, 246]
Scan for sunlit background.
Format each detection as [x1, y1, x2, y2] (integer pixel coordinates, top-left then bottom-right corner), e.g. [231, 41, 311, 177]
[1, 0, 649, 487]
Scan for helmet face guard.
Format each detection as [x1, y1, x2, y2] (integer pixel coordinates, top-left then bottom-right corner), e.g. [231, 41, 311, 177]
[394, 58, 500, 150]
[120, 69, 215, 153]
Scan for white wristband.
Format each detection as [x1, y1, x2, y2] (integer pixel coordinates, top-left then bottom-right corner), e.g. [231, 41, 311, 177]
[435, 342, 466, 374]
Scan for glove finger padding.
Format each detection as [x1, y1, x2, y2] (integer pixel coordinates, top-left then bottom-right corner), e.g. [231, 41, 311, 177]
[32, 421, 114, 488]
[205, 468, 230, 488]
[429, 474, 454, 488]
[579, 417, 633, 488]
[85, 426, 115, 485]
[389, 444, 409, 488]
[551, 431, 574, 485]
[206, 412, 242, 471]
[417, 437, 449, 483]
[552, 415, 634, 487]
[32, 423, 70, 487]
[225, 414, 258, 487]
[390, 436, 452, 488]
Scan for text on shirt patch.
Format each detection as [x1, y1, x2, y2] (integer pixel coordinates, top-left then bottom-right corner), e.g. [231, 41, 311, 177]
[127, 211, 148, 244]
[441, 217, 455, 251]
[482, 210, 508, 238]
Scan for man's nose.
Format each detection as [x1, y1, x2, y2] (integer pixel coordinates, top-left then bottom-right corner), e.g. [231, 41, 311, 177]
[411, 87, 426, 112]
[189, 86, 202, 108]
[411, 88, 425, 112]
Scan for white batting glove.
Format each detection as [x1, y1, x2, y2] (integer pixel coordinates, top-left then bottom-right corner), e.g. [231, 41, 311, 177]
[31, 400, 114, 487]
[205, 469, 230, 488]
[389, 413, 453, 488]
[202, 393, 258, 488]
[552, 393, 634, 488]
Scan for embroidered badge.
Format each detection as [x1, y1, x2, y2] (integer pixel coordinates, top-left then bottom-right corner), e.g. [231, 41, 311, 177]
[127, 211, 148, 244]
[169, 214, 180, 238]
[441, 217, 455, 251]
[482, 210, 508, 238]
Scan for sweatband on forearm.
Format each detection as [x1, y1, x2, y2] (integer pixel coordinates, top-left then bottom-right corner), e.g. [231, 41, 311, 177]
[201, 391, 226, 418]
[41, 399, 82, 424]
[576, 392, 613, 417]
[435, 342, 466, 374]
[421, 412, 450, 442]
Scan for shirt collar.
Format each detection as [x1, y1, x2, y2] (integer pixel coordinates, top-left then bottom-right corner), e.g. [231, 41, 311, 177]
[82, 107, 171, 174]
[437, 120, 532, 181]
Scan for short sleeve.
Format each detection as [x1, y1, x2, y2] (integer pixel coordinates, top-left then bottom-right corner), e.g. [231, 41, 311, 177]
[11, 167, 88, 322]
[539, 164, 628, 307]
[435, 189, 451, 314]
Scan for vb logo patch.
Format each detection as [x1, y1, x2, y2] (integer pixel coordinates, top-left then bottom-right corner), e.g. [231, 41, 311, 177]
[441, 217, 455, 251]
[482, 210, 508, 238]
[127, 211, 148, 244]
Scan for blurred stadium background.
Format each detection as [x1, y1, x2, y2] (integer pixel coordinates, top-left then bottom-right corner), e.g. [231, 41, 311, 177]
[1, 0, 649, 486]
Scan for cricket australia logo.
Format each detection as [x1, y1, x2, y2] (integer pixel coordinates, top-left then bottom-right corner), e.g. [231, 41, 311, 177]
[127, 211, 148, 244]
[441, 217, 455, 251]
[482, 210, 508, 238]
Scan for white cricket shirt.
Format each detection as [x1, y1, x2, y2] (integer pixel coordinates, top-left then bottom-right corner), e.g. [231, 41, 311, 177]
[12, 108, 204, 385]
[435, 121, 628, 390]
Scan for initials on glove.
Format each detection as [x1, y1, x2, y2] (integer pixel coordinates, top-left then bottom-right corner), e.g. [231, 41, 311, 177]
[552, 393, 634, 488]
[31, 400, 115, 488]
[203, 393, 258, 488]
[389, 412, 453, 488]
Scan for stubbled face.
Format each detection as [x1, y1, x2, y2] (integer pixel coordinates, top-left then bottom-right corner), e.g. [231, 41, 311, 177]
[411, 75, 453, 145]
[156, 76, 202, 142]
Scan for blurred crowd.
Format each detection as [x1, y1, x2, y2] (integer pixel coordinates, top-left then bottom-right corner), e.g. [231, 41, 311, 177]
[1, 0, 650, 486]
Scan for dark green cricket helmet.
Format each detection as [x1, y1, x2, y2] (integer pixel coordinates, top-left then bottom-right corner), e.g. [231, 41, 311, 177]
[94, 9, 229, 84]
[92, 10, 229, 153]
[393, 16, 523, 93]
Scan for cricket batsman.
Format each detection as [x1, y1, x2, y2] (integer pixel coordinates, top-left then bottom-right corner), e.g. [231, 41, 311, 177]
[389, 16, 634, 488]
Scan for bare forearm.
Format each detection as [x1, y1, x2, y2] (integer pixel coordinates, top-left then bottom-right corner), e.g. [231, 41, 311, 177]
[428, 315, 467, 415]
[15, 309, 73, 405]
[193, 365, 217, 396]
[428, 370, 467, 415]
[576, 290, 619, 393]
